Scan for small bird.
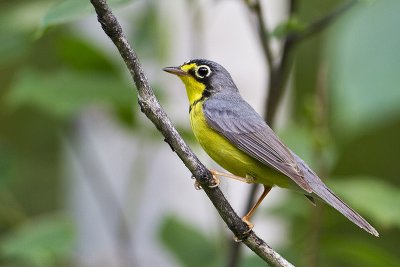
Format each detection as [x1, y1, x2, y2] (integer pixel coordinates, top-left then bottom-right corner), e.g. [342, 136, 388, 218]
[163, 59, 378, 236]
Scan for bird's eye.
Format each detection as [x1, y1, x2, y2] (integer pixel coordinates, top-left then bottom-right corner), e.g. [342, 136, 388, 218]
[195, 65, 211, 78]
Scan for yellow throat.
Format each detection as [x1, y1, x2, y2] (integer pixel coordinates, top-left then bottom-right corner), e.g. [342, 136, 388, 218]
[178, 63, 206, 105]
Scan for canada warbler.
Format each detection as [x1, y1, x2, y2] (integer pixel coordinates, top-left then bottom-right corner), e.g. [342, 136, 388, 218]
[163, 59, 378, 236]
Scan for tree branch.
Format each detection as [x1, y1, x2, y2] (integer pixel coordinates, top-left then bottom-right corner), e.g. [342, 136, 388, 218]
[266, 0, 357, 123]
[246, 0, 274, 70]
[290, 0, 357, 43]
[89, 0, 294, 266]
[264, 0, 297, 124]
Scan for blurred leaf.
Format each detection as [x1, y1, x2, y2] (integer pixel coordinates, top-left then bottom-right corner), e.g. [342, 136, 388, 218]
[159, 215, 220, 267]
[323, 238, 400, 267]
[0, 32, 30, 67]
[269, 191, 310, 223]
[0, 2, 52, 34]
[271, 16, 306, 39]
[0, 1, 51, 66]
[0, 188, 26, 232]
[332, 120, 400, 183]
[279, 123, 337, 173]
[328, 177, 400, 228]
[279, 124, 318, 169]
[56, 36, 116, 73]
[0, 214, 74, 267]
[41, 0, 134, 29]
[6, 69, 135, 123]
[327, 0, 400, 139]
[0, 106, 62, 215]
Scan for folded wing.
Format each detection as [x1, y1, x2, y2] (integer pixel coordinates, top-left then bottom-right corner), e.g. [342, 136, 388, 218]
[203, 95, 378, 236]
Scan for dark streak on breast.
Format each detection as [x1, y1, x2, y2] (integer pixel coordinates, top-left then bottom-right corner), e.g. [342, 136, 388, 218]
[189, 88, 212, 113]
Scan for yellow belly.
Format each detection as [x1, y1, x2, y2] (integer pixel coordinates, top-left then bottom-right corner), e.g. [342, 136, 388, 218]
[190, 103, 293, 188]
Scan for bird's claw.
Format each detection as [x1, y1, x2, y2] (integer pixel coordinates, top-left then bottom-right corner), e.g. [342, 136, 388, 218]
[242, 216, 254, 232]
[193, 173, 220, 190]
[194, 180, 202, 190]
[233, 219, 253, 242]
[209, 174, 220, 188]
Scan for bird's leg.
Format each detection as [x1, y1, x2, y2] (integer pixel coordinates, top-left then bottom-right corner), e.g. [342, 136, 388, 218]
[192, 169, 223, 190]
[242, 185, 272, 229]
[210, 169, 255, 183]
[194, 169, 254, 190]
[194, 169, 255, 190]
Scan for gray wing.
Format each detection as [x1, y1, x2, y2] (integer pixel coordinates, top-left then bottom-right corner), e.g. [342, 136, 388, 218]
[203, 94, 378, 236]
[203, 94, 312, 193]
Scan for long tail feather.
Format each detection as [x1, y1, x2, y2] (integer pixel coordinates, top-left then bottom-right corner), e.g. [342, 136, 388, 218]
[308, 181, 378, 236]
[293, 154, 379, 237]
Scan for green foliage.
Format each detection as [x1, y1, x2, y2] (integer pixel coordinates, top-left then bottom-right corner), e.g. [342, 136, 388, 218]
[159, 215, 222, 267]
[329, 178, 400, 228]
[0, 214, 74, 267]
[41, 0, 134, 30]
[6, 69, 134, 120]
[279, 123, 336, 172]
[0, 2, 145, 266]
[322, 238, 400, 267]
[328, 0, 400, 139]
[3, 27, 137, 125]
[56, 36, 117, 73]
[159, 216, 268, 267]
[271, 16, 306, 39]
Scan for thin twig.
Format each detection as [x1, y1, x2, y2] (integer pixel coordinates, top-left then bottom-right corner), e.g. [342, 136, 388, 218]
[265, 0, 297, 124]
[250, 0, 274, 69]
[89, 0, 294, 266]
[290, 0, 357, 43]
[266, 0, 357, 123]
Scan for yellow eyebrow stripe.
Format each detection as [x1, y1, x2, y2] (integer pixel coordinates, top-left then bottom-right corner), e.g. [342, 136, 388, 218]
[181, 63, 197, 72]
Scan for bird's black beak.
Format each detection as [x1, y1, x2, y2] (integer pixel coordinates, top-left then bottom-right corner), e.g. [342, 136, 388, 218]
[163, 66, 189, 77]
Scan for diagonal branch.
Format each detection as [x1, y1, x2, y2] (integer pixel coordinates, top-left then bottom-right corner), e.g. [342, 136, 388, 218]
[89, 0, 294, 266]
[290, 0, 357, 43]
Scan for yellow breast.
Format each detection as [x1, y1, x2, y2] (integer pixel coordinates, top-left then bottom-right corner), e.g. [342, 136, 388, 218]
[189, 101, 290, 188]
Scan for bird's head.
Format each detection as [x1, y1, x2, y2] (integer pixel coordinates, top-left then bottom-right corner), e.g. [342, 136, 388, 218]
[163, 59, 237, 105]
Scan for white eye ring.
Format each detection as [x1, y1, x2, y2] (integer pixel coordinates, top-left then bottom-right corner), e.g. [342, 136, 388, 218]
[195, 65, 211, 78]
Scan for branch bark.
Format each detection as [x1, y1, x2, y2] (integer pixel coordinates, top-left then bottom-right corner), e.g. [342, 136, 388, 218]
[89, 0, 294, 266]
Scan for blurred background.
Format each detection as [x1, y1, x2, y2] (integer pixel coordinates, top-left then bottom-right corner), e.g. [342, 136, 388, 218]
[0, 0, 399, 266]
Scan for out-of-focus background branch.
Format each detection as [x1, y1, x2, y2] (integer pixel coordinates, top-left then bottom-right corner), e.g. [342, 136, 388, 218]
[227, 1, 359, 266]
[0, 0, 400, 267]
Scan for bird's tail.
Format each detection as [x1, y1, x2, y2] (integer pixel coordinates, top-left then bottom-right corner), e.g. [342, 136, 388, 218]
[293, 154, 379, 237]
[309, 182, 378, 236]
